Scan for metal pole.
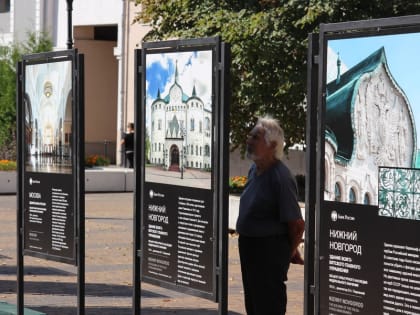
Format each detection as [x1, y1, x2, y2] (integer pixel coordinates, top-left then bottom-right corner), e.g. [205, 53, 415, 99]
[66, 0, 74, 49]
[16, 60, 24, 315]
[218, 41, 230, 315]
[304, 32, 319, 315]
[77, 53, 86, 315]
[133, 48, 142, 315]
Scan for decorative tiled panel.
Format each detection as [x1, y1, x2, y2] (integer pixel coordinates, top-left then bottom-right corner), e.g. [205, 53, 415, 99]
[378, 167, 420, 220]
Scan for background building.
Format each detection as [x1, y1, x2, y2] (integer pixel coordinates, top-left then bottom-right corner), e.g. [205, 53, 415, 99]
[0, 0, 149, 164]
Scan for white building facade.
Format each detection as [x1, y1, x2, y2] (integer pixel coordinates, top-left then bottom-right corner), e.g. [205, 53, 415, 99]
[325, 47, 416, 205]
[150, 68, 212, 172]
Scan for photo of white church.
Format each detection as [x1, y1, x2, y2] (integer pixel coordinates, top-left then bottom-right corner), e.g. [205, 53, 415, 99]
[325, 35, 419, 205]
[144, 50, 213, 189]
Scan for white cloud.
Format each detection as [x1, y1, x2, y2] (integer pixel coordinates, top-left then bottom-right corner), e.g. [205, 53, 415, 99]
[147, 50, 213, 106]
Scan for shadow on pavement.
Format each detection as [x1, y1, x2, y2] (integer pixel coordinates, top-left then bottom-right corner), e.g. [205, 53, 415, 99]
[0, 265, 75, 276]
[85, 216, 132, 221]
[32, 306, 243, 315]
[0, 280, 165, 298]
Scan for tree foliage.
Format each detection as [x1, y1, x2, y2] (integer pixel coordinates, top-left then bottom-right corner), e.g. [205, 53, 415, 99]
[0, 32, 53, 160]
[132, 0, 420, 153]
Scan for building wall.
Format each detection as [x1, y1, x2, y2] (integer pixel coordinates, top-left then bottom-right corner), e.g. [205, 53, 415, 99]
[41, 0, 58, 45]
[55, 0, 121, 49]
[118, 2, 150, 164]
[74, 0, 121, 25]
[0, 11, 10, 37]
[13, 0, 36, 42]
[0, 0, 58, 45]
[75, 34, 118, 162]
[124, 2, 148, 125]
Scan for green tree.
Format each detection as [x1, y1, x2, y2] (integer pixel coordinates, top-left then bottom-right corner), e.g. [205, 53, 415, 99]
[133, 0, 420, 153]
[0, 31, 53, 160]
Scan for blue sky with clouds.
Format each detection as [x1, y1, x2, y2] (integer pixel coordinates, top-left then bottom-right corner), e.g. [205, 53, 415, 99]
[145, 50, 213, 129]
[328, 32, 420, 147]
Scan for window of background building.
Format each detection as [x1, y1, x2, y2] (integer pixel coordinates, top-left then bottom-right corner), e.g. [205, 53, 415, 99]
[0, 0, 10, 13]
[349, 188, 356, 204]
[94, 25, 117, 41]
[334, 183, 341, 202]
[363, 193, 370, 205]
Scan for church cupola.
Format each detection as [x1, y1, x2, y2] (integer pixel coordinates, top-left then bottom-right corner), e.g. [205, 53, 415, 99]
[336, 53, 341, 84]
[175, 60, 179, 84]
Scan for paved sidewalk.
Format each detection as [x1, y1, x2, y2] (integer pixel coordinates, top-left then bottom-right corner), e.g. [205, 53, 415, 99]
[0, 193, 304, 314]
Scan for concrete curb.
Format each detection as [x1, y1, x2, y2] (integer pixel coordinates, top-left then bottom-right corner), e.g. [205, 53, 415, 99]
[0, 168, 134, 194]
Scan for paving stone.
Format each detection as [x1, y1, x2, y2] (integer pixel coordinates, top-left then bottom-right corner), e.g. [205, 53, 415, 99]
[0, 193, 304, 314]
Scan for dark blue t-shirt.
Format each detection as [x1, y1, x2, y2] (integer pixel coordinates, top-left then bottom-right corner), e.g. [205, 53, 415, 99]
[236, 160, 302, 237]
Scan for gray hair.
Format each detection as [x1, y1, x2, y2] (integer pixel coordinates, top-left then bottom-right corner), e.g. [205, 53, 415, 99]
[255, 115, 285, 160]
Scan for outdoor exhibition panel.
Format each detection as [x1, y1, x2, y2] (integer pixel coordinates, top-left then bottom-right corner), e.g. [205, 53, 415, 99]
[307, 14, 420, 315]
[17, 49, 85, 314]
[134, 37, 230, 314]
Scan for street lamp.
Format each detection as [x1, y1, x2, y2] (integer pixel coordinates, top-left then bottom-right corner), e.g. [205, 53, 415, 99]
[180, 127, 186, 179]
[180, 144, 183, 179]
[163, 148, 167, 170]
[66, 0, 73, 49]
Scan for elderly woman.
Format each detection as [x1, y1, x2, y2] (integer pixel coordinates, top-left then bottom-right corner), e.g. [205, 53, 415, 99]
[236, 115, 304, 315]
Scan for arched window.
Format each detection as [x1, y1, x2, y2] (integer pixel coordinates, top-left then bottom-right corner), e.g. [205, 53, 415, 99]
[334, 183, 341, 202]
[204, 145, 210, 156]
[349, 188, 356, 204]
[205, 117, 210, 131]
[363, 193, 370, 205]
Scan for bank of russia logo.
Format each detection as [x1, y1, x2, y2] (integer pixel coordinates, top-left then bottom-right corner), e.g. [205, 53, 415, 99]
[29, 178, 40, 185]
[148, 189, 164, 199]
[331, 210, 338, 222]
